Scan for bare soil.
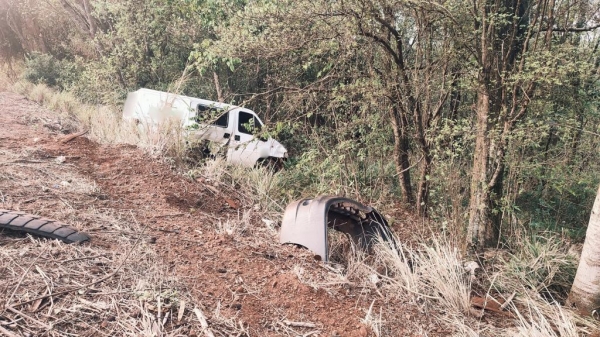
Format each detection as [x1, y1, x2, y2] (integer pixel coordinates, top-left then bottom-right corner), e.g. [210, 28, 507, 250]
[0, 91, 454, 336]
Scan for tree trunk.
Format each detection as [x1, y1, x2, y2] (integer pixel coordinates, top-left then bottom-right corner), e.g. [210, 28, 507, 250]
[390, 107, 414, 205]
[213, 71, 224, 103]
[467, 85, 493, 249]
[82, 0, 97, 37]
[568, 184, 600, 315]
[416, 151, 431, 217]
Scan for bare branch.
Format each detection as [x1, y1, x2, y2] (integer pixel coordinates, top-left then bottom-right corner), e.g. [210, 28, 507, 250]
[543, 23, 600, 32]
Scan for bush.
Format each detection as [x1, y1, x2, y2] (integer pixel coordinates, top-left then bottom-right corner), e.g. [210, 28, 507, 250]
[22, 52, 80, 90]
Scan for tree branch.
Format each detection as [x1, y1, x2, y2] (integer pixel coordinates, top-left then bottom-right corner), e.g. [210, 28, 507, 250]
[541, 23, 600, 32]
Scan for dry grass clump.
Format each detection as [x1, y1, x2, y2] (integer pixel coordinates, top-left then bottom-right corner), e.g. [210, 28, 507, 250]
[9, 80, 191, 163]
[310, 230, 599, 336]
[481, 232, 599, 336]
[227, 164, 283, 212]
[512, 295, 579, 337]
[365, 236, 472, 316]
[213, 209, 252, 237]
[187, 157, 284, 229]
[493, 232, 578, 300]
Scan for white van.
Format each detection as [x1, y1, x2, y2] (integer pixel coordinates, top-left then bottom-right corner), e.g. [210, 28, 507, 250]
[123, 88, 288, 167]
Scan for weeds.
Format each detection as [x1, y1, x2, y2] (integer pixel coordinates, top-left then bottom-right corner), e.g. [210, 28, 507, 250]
[214, 209, 251, 236]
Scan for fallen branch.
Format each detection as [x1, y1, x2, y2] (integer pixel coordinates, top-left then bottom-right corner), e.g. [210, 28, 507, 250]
[59, 130, 89, 144]
[6, 306, 52, 330]
[500, 291, 517, 311]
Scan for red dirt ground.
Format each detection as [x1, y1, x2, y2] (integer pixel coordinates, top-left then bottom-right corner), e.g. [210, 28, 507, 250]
[0, 91, 450, 336]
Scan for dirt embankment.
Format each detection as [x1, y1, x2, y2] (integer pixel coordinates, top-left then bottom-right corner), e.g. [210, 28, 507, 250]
[0, 91, 444, 336]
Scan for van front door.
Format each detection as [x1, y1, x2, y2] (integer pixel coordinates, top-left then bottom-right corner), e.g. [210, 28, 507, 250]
[228, 110, 263, 167]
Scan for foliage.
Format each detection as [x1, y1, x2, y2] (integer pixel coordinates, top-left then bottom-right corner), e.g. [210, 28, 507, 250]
[22, 53, 81, 90]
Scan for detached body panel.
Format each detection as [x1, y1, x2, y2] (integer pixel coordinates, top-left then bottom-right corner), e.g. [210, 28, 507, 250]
[280, 195, 397, 262]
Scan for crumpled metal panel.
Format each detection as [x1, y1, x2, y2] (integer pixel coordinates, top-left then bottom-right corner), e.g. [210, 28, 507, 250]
[280, 195, 396, 262]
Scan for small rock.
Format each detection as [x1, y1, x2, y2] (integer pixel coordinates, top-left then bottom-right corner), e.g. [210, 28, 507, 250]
[368, 274, 380, 285]
[55, 156, 66, 164]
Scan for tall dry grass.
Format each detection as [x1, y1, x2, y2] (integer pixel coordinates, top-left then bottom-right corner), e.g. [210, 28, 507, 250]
[8, 79, 192, 164]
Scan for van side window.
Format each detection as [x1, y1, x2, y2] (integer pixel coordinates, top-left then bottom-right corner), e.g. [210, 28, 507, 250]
[197, 104, 228, 127]
[238, 111, 262, 134]
[213, 112, 229, 127]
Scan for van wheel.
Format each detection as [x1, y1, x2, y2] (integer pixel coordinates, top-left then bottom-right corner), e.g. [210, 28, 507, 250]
[184, 140, 213, 164]
[257, 157, 284, 172]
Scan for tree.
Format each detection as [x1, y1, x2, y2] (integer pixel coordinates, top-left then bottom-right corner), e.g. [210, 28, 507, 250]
[200, 0, 465, 214]
[568, 184, 600, 315]
[466, 0, 600, 249]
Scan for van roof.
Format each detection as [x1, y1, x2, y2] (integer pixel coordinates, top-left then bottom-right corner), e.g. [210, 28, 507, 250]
[135, 88, 239, 110]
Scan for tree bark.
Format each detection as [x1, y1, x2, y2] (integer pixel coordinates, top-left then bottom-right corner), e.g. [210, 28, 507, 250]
[568, 184, 600, 315]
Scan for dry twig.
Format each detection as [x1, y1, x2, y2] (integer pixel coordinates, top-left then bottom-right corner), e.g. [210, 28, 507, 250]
[0, 325, 20, 337]
[283, 320, 317, 328]
[193, 307, 215, 337]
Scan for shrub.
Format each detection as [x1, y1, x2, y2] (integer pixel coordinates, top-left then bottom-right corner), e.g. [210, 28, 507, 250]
[22, 52, 80, 90]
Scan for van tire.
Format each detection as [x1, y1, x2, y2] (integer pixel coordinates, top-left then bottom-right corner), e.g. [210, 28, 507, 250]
[0, 209, 90, 243]
[257, 157, 284, 172]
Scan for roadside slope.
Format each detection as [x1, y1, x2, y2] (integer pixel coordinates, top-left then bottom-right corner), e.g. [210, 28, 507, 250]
[0, 91, 441, 336]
